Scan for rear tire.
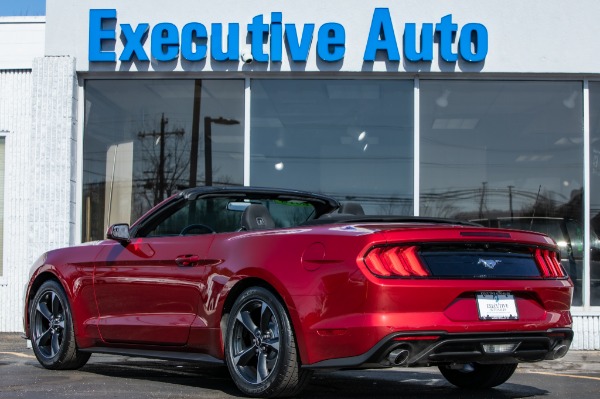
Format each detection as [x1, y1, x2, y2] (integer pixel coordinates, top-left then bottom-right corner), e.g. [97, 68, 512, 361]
[29, 280, 90, 370]
[439, 363, 518, 388]
[224, 287, 311, 397]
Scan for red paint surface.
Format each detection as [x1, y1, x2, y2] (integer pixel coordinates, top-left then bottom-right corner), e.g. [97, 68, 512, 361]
[24, 218, 573, 366]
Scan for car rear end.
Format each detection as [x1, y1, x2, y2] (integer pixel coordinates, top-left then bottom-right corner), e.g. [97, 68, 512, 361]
[306, 224, 573, 371]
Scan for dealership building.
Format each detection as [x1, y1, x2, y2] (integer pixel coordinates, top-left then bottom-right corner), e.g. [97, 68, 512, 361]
[1, 1, 599, 349]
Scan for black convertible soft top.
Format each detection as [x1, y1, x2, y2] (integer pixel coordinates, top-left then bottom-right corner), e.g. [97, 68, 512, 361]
[180, 186, 340, 216]
[303, 214, 481, 227]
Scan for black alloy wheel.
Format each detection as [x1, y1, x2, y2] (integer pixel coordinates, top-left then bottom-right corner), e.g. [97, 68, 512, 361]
[29, 280, 90, 369]
[225, 287, 311, 397]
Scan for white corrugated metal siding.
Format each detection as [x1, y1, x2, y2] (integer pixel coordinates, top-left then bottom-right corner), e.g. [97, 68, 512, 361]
[572, 315, 600, 350]
[0, 57, 77, 332]
[0, 69, 32, 332]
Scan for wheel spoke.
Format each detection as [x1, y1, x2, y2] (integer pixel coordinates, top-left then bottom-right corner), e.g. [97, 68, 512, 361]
[233, 346, 256, 367]
[51, 292, 61, 317]
[36, 302, 52, 322]
[259, 303, 273, 334]
[263, 337, 280, 353]
[228, 291, 292, 390]
[35, 328, 52, 348]
[237, 310, 258, 334]
[256, 352, 269, 384]
[50, 331, 61, 357]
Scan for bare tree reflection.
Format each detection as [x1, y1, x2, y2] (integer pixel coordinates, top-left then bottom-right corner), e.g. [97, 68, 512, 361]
[137, 114, 189, 209]
[421, 186, 575, 221]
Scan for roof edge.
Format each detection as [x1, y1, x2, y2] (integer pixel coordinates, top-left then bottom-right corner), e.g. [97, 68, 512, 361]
[0, 16, 46, 24]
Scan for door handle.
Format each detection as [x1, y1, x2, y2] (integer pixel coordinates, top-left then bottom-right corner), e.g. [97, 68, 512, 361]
[175, 255, 201, 267]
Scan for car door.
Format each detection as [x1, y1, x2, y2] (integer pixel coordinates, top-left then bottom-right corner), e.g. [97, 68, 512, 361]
[94, 197, 218, 345]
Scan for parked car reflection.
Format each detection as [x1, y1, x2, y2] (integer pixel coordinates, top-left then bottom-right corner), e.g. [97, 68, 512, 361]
[471, 217, 600, 306]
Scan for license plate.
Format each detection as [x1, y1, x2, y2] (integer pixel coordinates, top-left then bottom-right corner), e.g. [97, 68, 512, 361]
[476, 292, 518, 320]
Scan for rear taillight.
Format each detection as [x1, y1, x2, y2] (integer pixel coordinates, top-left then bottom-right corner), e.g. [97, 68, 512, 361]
[364, 245, 430, 277]
[534, 248, 565, 278]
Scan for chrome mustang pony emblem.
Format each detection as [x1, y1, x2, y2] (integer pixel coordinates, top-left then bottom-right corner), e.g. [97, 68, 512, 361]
[478, 258, 502, 269]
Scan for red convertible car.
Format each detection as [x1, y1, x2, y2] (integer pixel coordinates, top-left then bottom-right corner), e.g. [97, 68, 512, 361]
[24, 187, 573, 397]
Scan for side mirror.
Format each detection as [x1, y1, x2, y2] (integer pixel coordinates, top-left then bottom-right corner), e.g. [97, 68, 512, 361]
[106, 223, 131, 242]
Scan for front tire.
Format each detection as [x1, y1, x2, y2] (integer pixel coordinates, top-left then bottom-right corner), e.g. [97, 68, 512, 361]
[29, 280, 90, 369]
[439, 363, 518, 388]
[224, 287, 311, 397]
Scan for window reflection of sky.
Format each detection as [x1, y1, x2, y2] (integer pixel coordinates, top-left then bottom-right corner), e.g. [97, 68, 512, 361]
[250, 79, 414, 216]
[421, 80, 583, 220]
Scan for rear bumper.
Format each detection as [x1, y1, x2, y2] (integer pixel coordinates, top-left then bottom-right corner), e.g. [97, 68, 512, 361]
[304, 328, 573, 369]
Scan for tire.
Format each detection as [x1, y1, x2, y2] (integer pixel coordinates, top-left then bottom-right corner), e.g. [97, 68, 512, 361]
[224, 287, 312, 397]
[29, 280, 91, 370]
[439, 363, 518, 389]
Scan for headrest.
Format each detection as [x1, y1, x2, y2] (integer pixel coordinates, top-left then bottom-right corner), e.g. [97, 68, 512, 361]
[338, 202, 365, 215]
[241, 204, 276, 230]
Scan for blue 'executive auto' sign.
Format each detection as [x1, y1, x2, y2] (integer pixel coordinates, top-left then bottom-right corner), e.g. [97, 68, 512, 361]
[89, 8, 488, 64]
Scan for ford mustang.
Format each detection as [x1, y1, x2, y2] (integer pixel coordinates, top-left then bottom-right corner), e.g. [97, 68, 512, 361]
[23, 187, 573, 397]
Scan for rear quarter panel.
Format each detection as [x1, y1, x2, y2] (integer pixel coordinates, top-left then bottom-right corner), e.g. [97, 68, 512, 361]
[203, 226, 379, 363]
[207, 224, 573, 365]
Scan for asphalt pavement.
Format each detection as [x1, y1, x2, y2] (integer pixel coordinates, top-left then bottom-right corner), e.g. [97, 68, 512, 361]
[1, 332, 599, 398]
[3, 333, 599, 372]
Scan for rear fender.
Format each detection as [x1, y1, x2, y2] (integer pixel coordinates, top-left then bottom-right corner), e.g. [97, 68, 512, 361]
[216, 268, 307, 364]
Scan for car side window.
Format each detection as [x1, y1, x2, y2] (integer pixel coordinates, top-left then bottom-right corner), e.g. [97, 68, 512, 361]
[135, 196, 320, 238]
[144, 200, 197, 237]
[141, 198, 241, 237]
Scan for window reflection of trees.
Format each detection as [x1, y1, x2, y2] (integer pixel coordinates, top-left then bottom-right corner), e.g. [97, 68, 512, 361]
[420, 186, 581, 221]
[83, 80, 245, 242]
[136, 113, 188, 209]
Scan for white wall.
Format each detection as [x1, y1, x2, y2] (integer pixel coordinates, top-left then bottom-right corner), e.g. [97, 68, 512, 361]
[0, 70, 33, 331]
[0, 55, 77, 332]
[0, 17, 45, 69]
[0, 17, 44, 330]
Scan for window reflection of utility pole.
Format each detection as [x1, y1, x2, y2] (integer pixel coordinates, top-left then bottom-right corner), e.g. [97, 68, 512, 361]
[188, 79, 240, 187]
[138, 113, 184, 205]
[508, 185, 514, 219]
[203, 116, 240, 186]
[189, 80, 202, 188]
[478, 181, 487, 219]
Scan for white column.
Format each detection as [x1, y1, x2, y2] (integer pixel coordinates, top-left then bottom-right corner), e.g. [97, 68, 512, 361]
[29, 56, 79, 257]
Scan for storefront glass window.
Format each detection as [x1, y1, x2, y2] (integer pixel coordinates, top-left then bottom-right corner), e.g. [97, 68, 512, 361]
[250, 80, 414, 214]
[589, 82, 600, 306]
[83, 80, 244, 242]
[420, 81, 584, 305]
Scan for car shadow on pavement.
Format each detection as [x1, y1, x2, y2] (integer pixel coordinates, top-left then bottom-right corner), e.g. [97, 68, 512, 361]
[74, 358, 549, 399]
[77, 359, 242, 396]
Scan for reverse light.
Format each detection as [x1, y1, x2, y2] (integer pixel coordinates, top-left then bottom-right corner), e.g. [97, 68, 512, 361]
[364, 245, 430, 277]
[534, 248, 565, 278]
[482, 343, 519, 354]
